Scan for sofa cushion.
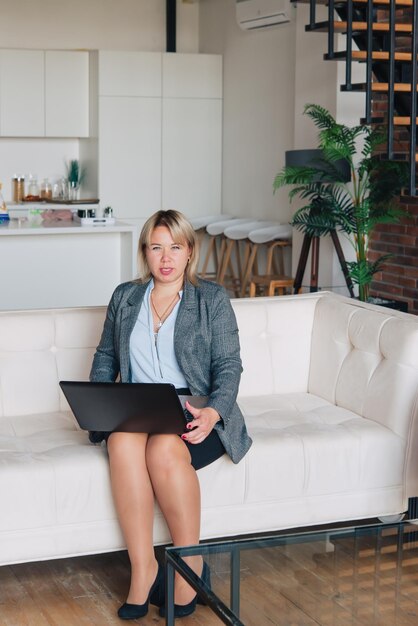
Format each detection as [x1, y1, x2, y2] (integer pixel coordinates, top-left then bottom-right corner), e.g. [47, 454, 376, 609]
[238, 392, 405, 503]
[0, 308, 106, 418]
[0, 412, 117, 533]
[232, 296, 318, 396]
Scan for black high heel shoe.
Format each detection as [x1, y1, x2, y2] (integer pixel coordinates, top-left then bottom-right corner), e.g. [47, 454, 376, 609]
[159, 561, 211, 619]
[118, 563, 163, 620]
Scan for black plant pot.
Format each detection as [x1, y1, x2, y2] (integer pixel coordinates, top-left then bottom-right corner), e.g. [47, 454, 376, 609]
[367, 297, 408, 313]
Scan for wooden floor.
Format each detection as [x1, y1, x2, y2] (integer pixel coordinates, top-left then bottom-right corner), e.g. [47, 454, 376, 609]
[1, 526, 418, 626]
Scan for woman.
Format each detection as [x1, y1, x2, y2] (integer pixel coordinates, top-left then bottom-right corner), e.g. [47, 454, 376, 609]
[90, 210, 252, 620]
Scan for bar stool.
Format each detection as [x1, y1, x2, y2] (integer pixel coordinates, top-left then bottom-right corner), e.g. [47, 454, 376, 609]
[241, 224, 293, 297]
[199, 217, 249, 281]
[219, 220, 278, 296]
[190, 214, 229, 233]
[249, 275, 295, 297]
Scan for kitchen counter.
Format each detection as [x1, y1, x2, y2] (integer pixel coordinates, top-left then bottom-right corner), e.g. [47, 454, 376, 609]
[0, 218, 134, 235]
[0, 218, 137, 311]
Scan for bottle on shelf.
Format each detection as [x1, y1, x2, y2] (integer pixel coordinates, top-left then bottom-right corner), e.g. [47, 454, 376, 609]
[0, 182, 10, 222]
[26, 174, 40, 200]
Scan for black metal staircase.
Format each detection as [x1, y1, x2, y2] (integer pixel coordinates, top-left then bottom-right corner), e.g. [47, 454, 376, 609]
[300, 0, 418, 196]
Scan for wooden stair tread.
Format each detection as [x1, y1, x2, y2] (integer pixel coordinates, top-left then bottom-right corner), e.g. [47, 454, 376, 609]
[351, 0, 413, 5]
[352, 50, 415, 61]
[372, 82, 418, 92]
[309, 21, 413, 33]
[342, 82, 418, 92]
[297, 0, 413, 5]
[394, 116, 418, 124]
[327, 50, 415, 62]
[335, 21, 413, 33]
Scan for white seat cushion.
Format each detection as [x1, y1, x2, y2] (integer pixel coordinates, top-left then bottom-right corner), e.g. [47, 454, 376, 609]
[239, 392, 406, 502]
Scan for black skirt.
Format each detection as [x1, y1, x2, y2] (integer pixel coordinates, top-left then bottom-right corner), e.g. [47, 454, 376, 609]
[176, 387, 226, 471]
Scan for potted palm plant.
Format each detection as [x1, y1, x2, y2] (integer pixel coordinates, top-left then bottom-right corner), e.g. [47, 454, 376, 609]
[274, 104, 408, 302]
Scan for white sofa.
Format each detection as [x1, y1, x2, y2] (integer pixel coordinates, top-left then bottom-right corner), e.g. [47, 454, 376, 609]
[1, 292, 418, 566]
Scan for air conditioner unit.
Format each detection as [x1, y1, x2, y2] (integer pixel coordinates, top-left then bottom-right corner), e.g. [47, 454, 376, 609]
[236, 0, 291, 31]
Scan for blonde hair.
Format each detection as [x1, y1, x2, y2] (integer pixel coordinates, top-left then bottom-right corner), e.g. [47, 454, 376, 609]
[137, 210, 199, 285]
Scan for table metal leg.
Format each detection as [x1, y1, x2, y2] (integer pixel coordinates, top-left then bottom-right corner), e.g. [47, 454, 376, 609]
[230, 547, 241, 618]
[166, 561, 175, 626]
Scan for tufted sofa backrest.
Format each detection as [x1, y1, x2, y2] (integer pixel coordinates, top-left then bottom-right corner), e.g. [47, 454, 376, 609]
[0, 307, 106, 417]
[308, 296, 418, 440]
[231, 294, 319, 396]
[1, 294, 417, 441]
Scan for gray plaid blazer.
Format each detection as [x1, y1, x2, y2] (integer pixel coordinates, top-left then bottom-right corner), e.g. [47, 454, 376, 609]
[90, 278, 252, 464]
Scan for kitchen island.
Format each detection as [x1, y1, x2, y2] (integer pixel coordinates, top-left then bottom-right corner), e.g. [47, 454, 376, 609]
[1, 219, 137, 310]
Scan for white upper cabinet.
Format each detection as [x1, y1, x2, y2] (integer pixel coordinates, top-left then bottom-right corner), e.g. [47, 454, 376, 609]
[99, 51, 162, 97]
[45, 51, 89, 137]
[0, 49, 89, 138]
[0, 50, 45, 137]
[163, 53, 222, 99]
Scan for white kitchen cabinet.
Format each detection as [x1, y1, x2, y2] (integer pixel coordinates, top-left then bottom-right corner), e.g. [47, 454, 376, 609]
[163, 53, 222, 99]
[0, 50, 45, 137]
[162, 98, 222, 218]
[0, 221, 136, 310]
[45, 51, 89, 137]
[0, 49, 88, 138]
[99, 97, 162, 218]
[99, 51, 162, 97]
[98, 51, 222, 221]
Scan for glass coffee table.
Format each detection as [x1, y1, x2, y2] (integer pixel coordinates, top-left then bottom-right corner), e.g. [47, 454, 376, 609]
[164, 520, 418, 625]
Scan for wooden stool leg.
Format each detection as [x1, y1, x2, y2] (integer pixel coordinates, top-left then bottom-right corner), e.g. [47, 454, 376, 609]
[217, 239, 235, 287]
[267, 242, 285, 275]
[200, 235, 216, 278]
[249, 282, 256, 297]
[240, 243, 258, 297]
[216, 236, 227, 275]
[266, 245, 274, 275]
[268, 281, 275, 297]
[234, 241, 243, 294]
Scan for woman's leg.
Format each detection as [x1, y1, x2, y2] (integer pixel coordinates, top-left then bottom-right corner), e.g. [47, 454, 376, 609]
[107, 432, 158, 604]
[146, 434, 203, 605]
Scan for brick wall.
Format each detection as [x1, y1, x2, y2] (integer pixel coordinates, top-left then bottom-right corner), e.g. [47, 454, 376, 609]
[369, 199, 418, 314]
[367, 7, 417, 314]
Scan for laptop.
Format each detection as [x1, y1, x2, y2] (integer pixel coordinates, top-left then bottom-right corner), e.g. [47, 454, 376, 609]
[59, 381, 207, 435]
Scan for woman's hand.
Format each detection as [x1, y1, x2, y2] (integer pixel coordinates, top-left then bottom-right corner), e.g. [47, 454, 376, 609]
[181, 402, 220, 444]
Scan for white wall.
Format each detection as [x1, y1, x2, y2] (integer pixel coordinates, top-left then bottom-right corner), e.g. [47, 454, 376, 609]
[199, 0, 297, 223]
[0, 0, 199, 52]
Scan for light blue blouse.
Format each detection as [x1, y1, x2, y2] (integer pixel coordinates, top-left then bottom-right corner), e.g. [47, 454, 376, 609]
[129, 280, 188, 389]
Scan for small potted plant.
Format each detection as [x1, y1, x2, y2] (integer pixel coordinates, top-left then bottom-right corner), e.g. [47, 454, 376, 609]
[66, 159, 86, 201]
[273, 104, 408, 302]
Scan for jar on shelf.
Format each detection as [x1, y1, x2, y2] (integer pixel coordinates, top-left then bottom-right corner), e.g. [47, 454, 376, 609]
[40, 178, 52, 200]
[12, 175, 25, 202]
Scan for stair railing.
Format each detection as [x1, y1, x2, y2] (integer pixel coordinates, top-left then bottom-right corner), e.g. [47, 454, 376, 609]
[409, 0, 418, 195]
[387, 0, 396, 158]
[304, 0, 417, 195]
[309, 0, 317, 30]
[365, 0, 373, 123]
[345, 0, 354, 89]
[328, 0, 336, 59]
